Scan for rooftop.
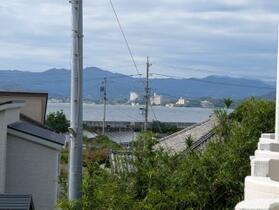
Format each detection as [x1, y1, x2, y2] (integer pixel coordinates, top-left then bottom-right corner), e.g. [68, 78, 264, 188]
[0, 194, 34, 210]
[0, 91, 48, 97]
[8, 121, 65, 146]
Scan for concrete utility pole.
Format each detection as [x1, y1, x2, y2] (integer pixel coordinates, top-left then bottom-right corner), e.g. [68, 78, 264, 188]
[144, 56, 151, 131]
[101, 77, 107, 135]
[276, 29, 279, 142]
[68, 0, 83, 200]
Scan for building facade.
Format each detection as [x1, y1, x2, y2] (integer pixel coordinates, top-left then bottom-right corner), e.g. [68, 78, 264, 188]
[176, 97, 188, 106]
[150, 93, 162, 105]
[0, 95, 64, 210]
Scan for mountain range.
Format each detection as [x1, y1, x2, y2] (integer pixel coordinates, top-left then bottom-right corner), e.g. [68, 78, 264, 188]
[0, 67, 274, 100]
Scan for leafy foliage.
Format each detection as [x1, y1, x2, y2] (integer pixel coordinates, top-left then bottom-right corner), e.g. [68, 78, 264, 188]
[46, 110, 70, 133]
[84, 135, 123, 165]
[185, 135, 193, 148]
[150, 121, 180, 134]
[58, 98, 275, 210]
[87, 135, 123, 150]
[224, 97, 233, 109]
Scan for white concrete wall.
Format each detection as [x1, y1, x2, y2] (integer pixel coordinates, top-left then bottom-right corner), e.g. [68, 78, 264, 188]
[235, 134, 279, 209]
[0, 104, 22, 193]
[5, 134, 60, 210]
[0, 111, 7, 193]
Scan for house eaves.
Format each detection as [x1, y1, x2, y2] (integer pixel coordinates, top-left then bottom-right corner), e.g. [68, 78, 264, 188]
[8, 121, 65, 150]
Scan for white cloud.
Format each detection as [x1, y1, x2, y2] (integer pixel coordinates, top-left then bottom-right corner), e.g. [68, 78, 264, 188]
[0, 0, 278, 80]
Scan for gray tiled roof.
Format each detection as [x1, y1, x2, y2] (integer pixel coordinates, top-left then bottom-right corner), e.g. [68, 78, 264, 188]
[8, 121, 65, 146]
[155, 116, 216, 153]
[0, 194, 34, 210]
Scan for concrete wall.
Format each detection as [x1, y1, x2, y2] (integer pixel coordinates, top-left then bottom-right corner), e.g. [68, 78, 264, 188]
[84, 121, 194, 131]
[0, 111, 7, 193]
[0, 103, 22, 193]
[5, 134, 59, 210]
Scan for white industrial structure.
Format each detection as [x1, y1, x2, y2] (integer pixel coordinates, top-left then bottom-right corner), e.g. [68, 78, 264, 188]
[150, 93, 162, 105]
[235, 30, 279, 210]
[176, 97, 188, 106]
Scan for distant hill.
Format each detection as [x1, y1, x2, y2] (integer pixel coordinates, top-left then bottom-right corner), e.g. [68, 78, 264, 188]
[0, 67, 274, 100]
[260, 91, 275, 100]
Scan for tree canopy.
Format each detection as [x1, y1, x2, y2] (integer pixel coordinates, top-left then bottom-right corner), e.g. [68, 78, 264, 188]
[46, 110, 70, 133]
[58, 98, 275, 210]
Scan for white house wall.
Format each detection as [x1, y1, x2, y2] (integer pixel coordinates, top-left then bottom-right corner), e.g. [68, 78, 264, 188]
[5, 133, 60, 210]
[0, 103, 22, 193]
[0, 111, 7, 193]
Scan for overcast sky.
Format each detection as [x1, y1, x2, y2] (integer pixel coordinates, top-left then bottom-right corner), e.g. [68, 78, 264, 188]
[0, 0, 279, 81]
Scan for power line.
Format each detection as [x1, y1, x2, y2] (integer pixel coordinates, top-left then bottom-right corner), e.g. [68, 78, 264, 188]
[115, 106, 145, 122]
[98, 63, 146, 69]
[151, 89, 178, 99]
[150, 73, 182, 79]
[89, 74, 142, 81]
[149, 105, 163, 133]
[190, 78, 274, 90]
[109, 0, 140, 75]
[154, 64, 275, 81]
[109, 79, 142, 93]
[151, 73, 275, 90]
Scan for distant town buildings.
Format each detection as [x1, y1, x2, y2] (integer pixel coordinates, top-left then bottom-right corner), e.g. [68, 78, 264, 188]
[125, 92, 218, 108]
[176, 97, 188, 106]
[150, 93, 163, 105]
[200, 100, 215, 108]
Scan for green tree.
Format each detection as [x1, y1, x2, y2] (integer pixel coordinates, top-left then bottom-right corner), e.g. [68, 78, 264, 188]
[224, 97, 233, 109]
[185, 135, 193, 148]
[46, 110, 70, 133]
[214, 109, 231, 140]
[58, 98, 275, 210]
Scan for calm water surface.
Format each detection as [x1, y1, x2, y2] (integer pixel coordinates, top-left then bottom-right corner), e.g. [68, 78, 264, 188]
[47, 103, 214, 123]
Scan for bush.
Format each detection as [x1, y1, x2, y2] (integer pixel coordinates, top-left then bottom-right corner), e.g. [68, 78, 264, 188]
[58, 98, 275, 210]
[46, 110, 70, 133]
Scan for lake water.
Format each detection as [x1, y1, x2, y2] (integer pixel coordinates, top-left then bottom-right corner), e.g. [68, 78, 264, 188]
[47, 103, 214, 123]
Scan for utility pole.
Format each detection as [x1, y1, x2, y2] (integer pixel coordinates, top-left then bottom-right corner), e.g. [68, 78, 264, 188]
[68, 0, 83, 200]
[144, 56, 151, 131]
[101, 77, 107, 135]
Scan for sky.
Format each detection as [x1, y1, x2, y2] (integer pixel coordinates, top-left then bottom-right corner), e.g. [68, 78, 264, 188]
[0, 0, 279, 81]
